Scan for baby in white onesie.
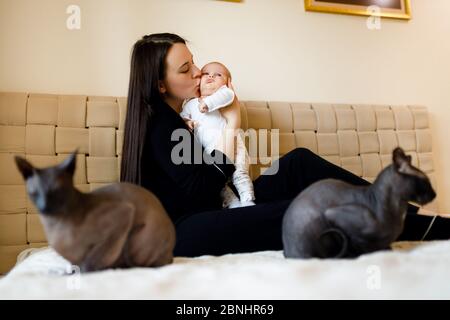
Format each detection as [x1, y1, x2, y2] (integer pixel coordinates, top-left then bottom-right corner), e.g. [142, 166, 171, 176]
[181, 62, 256, 209]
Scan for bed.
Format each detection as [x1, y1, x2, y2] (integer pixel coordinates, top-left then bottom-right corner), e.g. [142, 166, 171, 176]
[1, 241, 450, 299]
[0, 92, 447, 299]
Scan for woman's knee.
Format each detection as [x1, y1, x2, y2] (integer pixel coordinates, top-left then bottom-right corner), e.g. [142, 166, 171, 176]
[291, 147, 315, 160]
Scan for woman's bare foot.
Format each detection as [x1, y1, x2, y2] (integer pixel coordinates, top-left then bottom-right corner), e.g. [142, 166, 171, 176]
[417, 207, 438, 216]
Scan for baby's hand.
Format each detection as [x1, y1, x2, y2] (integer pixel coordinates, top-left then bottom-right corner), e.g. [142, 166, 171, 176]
[198, 98, 209, 113]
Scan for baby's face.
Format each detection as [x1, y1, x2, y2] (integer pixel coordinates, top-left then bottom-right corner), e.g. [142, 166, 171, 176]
[200, 64, 229, 96]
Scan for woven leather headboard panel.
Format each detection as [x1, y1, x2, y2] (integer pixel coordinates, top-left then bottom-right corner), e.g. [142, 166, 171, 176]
[0, 92, 438, 273]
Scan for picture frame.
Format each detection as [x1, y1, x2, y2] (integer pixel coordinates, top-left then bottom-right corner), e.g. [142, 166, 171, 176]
[304, 0, 411, 20]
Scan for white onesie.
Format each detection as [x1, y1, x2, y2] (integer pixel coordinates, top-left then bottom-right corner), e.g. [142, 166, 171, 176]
[180, 85, 256, 208]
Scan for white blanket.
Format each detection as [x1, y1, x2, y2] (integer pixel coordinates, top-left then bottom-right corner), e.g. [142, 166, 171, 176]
[1, 241, 449, 299]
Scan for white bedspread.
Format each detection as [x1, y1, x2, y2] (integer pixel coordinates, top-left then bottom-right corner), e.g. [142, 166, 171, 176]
[1, 241, 449, 299]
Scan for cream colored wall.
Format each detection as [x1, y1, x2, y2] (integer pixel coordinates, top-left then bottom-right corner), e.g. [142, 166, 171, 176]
[1, 0, 449, 212]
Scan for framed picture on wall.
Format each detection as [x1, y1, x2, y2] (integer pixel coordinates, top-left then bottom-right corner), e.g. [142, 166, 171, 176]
[304, 0, 411, 20]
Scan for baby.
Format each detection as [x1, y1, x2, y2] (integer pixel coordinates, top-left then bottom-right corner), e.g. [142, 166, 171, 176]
[181, 62, 255, 208]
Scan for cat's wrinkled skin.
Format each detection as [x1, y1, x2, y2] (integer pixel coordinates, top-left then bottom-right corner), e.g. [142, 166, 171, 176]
[15, 151, 176, 273]
[282, 147, 436, 259]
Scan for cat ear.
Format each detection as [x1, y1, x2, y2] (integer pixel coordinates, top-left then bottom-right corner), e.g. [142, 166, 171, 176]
[393, 147, 412, 173]
[14, 156, 35, 180]
[59, 149, 78, 175]
[405, 155, 412, 163]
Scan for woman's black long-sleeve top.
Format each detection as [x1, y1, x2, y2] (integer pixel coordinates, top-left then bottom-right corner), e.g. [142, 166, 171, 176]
[140, 101, 236, 223]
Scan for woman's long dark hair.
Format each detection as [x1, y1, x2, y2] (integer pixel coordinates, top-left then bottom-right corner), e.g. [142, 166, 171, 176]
[120, 33, 186, 185]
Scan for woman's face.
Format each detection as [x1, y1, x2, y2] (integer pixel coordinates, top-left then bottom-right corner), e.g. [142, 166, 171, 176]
[160, 43, 201, 104]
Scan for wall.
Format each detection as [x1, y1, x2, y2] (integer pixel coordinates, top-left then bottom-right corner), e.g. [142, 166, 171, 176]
[1, 0, 449, 212]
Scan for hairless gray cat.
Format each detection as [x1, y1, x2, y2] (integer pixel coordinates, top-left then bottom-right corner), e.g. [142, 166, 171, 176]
[282, 147, 436, 259]
[15, 150, 176, 272]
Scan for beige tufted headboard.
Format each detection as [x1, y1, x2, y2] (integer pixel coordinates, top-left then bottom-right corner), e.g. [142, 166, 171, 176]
[0, 92, 439, 274]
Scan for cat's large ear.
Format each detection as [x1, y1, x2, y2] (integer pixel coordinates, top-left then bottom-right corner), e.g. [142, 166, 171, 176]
[393, 147, 412, 173]
[14, 156, 35, 180]
[59, 149, 77, 176]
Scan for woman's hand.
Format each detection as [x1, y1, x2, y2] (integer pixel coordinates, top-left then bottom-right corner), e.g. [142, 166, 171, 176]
[183, 118, 197, 132]
[214, 79, 241, 162]
[227, 78, 235, 91]
[220, 79, 241, 129]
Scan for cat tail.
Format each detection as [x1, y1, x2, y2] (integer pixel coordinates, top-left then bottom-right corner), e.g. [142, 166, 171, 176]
[123, 240, 135, 268]
[318, 228, 348, 258]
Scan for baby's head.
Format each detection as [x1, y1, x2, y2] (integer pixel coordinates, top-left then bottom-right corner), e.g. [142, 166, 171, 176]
[200, 62, 232, 96]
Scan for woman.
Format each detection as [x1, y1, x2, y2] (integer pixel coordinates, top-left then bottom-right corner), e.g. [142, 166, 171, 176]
[121, 33, 448, 257]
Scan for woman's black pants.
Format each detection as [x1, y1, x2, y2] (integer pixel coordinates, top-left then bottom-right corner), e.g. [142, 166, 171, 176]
[174, 148, 448, 257]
